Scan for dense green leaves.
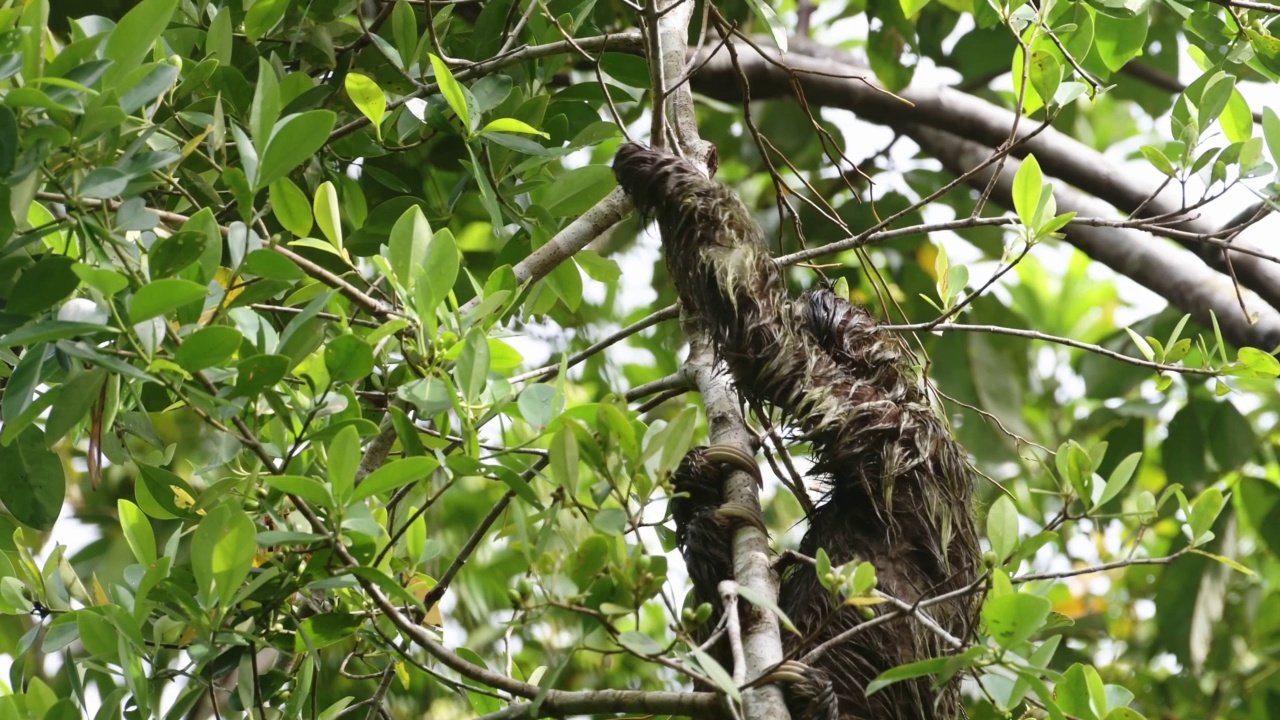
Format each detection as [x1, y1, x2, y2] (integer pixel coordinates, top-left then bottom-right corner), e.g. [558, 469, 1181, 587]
[102, 0, 177, 88]
[257, 111, 337, 190]
[0, 1, 1275, 719]
[0, 427, 64, 530]
[191, 503, 257, 609]
[129, 278, 207, 322]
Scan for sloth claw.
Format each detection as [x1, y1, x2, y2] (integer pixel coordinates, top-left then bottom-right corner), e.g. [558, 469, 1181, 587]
[760, 660, 813, 686]
[764, 661, 840, 720]
[714, 501, 767, 533]
[703, 444, 763, 487]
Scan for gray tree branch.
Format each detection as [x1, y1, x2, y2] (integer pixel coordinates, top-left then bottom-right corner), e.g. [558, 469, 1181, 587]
[656, 4, 793, 719]
[906, 125, 1280, 350]
[688, 40, 1280, 318]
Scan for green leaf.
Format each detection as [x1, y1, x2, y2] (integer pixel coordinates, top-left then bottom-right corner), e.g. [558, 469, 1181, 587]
[1012, 155, 1043, 228]
[690, 646, 740, 702]
[45, 368, 107, 445]
[549, 424, 579, 494]
[0, 427, 65, 530]
[1234, 347, 1280, 378]
[1208, 401, 1254, 471]
[257, 111, 337, 190]
[328, 425, 360, 505]
[478, 118, 548, 138]
[0, 381, 56, 446]
[117, 500, 156, 565]
[271, 178, 313, 237]
[1094, 12, 1148, 72]
[191, 503, 258, 609]
[0, 321, 113, 349]
[3, 344, 48, 425]
[1056, 663, 1104, 720]
[148, 231, 212, 279]
[1197, 72, 1233, 129]
[744, 0, 789, 50]
[1239, 477, 1280, 558]
[518, 384, 557, 430]
[536, 165, 617, 217]
[346, 566, 426, 613]
[1163, 403, 1205, 487]
[388, 205, 432, 293]
[866, 656, 950, 696]
[243, 249, 304, 280]
[1186, 487, 1225, 544]
[987, 494, 1019, 561]
[1140, 145, 1175, 177]
[736, 584, 799, 634]
[982, 593, 1052, 648]
[1098, 452, 1141, 507]
[9, 255, 78, 315]
[851, 561, 877, 595]
[249, 58, 281, 150]
[1263, 107, 1280, 171]
[617, 631, 663, 655]
[184, 208, 223, 282]
[1220, 89, 1253, 144]
[175, 326, 242, 373]
[205, 8, 232, 64]
[1189, 548, 1255, 576]
[391, 0, 419, 67]
[454, 327, 490, 402]
[345, 74, 386, 140]
[1029, 49, 1062, 110]
[325, 334, 375, 383]
[265, 475, 334, 508]
[420, 228, 459, 314]
[72, 265, 129, 297]
[314, 180, 343, 251]
[295, 614, 363, 650]
[130, 278, 208, 322]
[102, 0, 177, 88]
[430, 54, 471, 132]
[352, 457, 439, 502]
[136, 464, 199, 520]
[244, 0, 288, 43]
[231, 354, 289, 398]
[492, 465, 543, 509]
[79, 168, 130, 200]
[0, 105, 16, 177]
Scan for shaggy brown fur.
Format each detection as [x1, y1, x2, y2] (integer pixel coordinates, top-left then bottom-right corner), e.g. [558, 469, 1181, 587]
[615, 143, 980, 720]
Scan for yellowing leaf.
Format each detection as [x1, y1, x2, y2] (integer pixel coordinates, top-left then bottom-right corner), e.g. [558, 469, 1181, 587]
[91, 573, 110, 606]
[314, 180, 343, 252]
[478, 117, 548, 138]
[345, 73, 386, 140]
[429, 53, 471, 132]
[407, 574, 444, 626]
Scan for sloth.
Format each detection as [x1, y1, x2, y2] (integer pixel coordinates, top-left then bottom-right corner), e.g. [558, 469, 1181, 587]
[613, 143, 980, 720]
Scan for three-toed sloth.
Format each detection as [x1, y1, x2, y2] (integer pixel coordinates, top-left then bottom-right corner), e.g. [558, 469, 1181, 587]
[613, 143, 980, 720]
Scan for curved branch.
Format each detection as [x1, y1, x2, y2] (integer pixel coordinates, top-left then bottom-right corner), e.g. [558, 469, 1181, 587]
[907, 125, 1280, 351]
[459, 189, 632, 316]
[688, 40, 1280, 316]
[654, 4, 792, 720]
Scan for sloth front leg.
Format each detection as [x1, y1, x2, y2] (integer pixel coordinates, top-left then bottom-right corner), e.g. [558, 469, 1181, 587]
[670, 445, 766, 660]
[762, 661, 841, 720]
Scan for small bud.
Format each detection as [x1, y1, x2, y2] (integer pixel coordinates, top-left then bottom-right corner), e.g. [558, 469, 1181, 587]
[694, 603, 713, 624]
